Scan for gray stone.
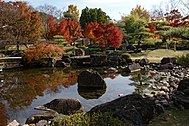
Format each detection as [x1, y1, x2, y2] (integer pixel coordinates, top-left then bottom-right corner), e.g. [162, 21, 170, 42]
[161, 57, 176, 64]
[139, 58, 149, 67]
[35, 99, 82, 115]
[125, 63, 141, 73]
[26, 111, 57, 124]
[77, 70, 106, 89]
[7, 120, 19, 126]
[160, 63, 174, 70]
[88, 94, 163, 126]
[177, 78, 189, 91]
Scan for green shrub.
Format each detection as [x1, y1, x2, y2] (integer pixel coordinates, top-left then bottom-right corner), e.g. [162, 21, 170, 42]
[177, 53, 189, 67]
[51, 112, 128, 126]
[121, 53, 131, 60]
[63, 46, 75, 52]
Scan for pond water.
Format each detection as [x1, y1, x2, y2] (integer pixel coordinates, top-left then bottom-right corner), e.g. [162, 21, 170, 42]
[0, 67, 154, 125]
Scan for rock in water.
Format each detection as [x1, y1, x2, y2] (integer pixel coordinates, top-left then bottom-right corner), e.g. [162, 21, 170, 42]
[35, 99, 82, 115]
[77, 70, 106, 89]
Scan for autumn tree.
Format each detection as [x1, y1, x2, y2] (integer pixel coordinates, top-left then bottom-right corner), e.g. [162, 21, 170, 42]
[58, 19, 83, 44]
[79, 7, 111, 28]
[0, 1, 43, 50]
[46, 16, 58, 39]
[46, 17, 83, 44]
[130, 5, 150, 21]
[63, 4, 79, 21]
[84, 22, 99, 43]
[93, 23, 122, 49]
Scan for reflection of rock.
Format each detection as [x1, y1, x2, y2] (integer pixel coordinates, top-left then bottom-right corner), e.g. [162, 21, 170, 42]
[35, 99, 82, 115]
[77, 70, 106, 89]
[88, 94, 163, 126]
[78, 86, 106, 100]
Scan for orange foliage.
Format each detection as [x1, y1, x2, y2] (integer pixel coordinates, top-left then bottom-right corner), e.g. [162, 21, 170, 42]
[84, 22, 99, 42]
[93, 23, 123, 48]
[47, 18, 83, 43]
[24, 43, 64, 63]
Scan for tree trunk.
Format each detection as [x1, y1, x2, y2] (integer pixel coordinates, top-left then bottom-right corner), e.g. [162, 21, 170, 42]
[16, 40, 19, 51]
[174, 41, 177, 52]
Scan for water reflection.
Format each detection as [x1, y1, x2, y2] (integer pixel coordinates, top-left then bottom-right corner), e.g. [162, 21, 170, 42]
[78, 87, 106, 100]
[0, 68, 78, 109]
[0, 102, 9, 126]
[0, 68, 136, 125]
[129, 71, 156, 95]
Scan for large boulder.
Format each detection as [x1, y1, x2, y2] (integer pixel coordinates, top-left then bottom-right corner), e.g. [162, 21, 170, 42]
[161, 57, 176, 64]
[171, 78, 189, 109]
[34, 99, 82, 115]
[77, 70, 106, 89]
[159, 63, 174, 70]
[88, 94, 163, 126]
[177, 78, 189, 91]
[138, 58, 149, 67]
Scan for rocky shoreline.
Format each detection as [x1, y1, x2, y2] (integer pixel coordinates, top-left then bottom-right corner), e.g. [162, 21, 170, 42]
[8, 57, 189, 126]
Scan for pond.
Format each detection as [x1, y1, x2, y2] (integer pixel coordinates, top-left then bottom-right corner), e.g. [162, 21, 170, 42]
[0, 67, 156, 125]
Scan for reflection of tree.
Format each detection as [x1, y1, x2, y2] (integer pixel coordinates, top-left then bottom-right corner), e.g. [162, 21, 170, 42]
[0, 102, 9, 126]
[129, 71, 153, 95]
[102, 73, 119, 80]
[0, 68, 78, 109]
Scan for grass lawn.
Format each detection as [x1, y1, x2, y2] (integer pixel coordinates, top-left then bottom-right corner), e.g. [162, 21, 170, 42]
[131, 49, 189, 63]
[149, 109, 189, 126]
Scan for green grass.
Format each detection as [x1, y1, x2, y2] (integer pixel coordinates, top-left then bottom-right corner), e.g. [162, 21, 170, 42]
[149, 109, 189, 126]
[132, 49, 189, 63]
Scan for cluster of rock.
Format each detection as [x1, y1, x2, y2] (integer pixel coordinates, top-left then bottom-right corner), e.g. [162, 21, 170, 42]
[8, 57, 189, 126]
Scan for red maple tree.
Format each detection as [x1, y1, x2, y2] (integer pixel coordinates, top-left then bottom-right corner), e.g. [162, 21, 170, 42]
[93, 23, 123, 49]
[47, 18, 83, 44]
[84, 22, 99, 43]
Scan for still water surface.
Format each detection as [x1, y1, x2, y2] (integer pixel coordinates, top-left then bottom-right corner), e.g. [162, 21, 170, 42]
[0, 67, 139, 125]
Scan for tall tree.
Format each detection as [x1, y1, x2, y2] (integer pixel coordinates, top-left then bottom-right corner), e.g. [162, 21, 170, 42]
[79, 7, 110, 28]
[84, 22, 99, 43]
[63, 4, 79, 21]
[36, 4, 64, 39]
[0, 1, 43, 50]
[124, 14, 151, 47]
[130, 5, 150, 21]
[47, 17, 83, 44]
[93, 23, 122, 49]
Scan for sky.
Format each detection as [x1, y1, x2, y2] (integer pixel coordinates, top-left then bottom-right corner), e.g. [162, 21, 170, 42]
[5, 0, 170, 20]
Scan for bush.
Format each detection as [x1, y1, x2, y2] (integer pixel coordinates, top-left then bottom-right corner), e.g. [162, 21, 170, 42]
[51, 112, 128, 126]
[121, 53, 131, 60]
[177, 53, 189, 67]
[23, 43, 64, 63]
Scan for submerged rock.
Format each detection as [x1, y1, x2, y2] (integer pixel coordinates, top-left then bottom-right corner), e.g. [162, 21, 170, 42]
[35, 99, 82, 115]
